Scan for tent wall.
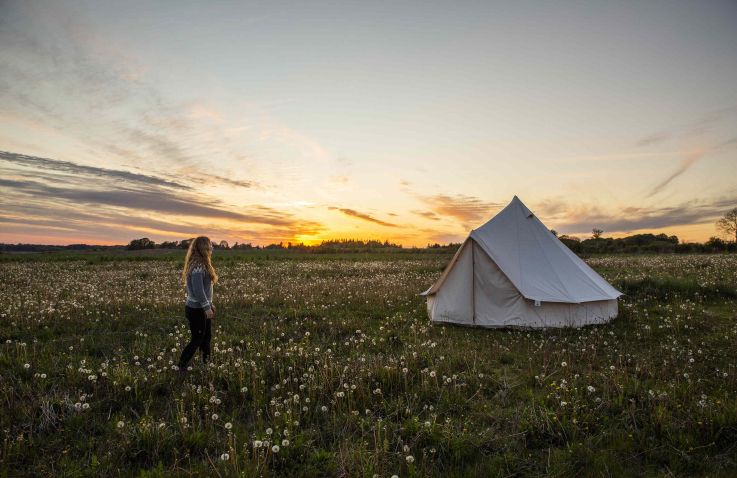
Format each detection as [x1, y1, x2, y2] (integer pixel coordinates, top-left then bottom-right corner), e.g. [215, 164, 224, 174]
[427, 240, 474, 325]
[471, 240, 526, 327]
[428, 240, 619, 328]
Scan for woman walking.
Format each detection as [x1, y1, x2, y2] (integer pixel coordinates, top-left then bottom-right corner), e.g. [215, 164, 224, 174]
[178, 236, 218, 373]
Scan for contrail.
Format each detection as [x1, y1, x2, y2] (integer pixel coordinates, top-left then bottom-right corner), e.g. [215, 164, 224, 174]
[647, 150, 704, 198]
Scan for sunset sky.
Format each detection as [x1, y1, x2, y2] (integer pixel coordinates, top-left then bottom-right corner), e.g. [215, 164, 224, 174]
[1, 1, 736, 246]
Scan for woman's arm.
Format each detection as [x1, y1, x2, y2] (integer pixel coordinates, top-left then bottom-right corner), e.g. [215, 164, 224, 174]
[190, 267, 212, 311]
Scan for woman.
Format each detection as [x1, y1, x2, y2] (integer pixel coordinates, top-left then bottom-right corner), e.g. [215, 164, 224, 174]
[177, 236, 218, 372]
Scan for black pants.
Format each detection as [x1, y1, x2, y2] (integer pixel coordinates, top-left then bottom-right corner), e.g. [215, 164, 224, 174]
[178, 306, 211, 368]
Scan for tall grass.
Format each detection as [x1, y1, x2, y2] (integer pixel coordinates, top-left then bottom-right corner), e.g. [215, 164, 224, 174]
[0, 254, 736, 476]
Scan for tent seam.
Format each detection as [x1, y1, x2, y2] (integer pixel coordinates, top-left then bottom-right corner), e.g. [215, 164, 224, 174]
[529, 214, 576, 302]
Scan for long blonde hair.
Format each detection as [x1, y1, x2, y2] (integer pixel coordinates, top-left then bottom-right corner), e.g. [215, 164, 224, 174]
[182, 236, 218, 286]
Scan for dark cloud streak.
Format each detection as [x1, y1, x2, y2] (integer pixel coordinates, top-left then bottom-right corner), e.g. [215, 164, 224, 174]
[554, 197, 736, 235]
[0, 150, 187, 190]
[647, 151, 704, 198]
[328, 207, 398, 227]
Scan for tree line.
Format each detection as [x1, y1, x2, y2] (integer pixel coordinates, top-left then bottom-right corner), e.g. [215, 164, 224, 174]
[3, 208, 735, 254]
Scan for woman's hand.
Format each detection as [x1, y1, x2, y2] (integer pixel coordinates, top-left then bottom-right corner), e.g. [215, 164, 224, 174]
[206, 308, 214, 320]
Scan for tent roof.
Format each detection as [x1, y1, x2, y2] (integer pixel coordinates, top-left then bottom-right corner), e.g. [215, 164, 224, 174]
[425, 196, 622, 303]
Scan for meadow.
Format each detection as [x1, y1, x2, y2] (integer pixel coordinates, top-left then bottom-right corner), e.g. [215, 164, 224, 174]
[1, 252, 736, 477]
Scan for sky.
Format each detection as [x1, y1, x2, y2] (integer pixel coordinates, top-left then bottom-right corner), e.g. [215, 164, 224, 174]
[1, 0, 736, 246]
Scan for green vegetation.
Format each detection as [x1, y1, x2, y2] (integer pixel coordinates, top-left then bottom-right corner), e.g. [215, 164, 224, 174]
[1, 253, 736, 477]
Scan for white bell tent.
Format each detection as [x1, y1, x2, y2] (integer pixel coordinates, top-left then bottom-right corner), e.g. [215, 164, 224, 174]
[422, 196, 621, 328]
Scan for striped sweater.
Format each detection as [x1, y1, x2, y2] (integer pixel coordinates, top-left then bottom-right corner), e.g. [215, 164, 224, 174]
[185, 265, 213, 310]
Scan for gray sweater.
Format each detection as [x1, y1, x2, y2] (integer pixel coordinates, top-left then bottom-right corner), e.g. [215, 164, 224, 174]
[185, 265, 213, 310]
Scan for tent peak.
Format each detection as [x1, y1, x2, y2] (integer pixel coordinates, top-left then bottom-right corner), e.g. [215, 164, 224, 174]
[510, 195, 534, 218]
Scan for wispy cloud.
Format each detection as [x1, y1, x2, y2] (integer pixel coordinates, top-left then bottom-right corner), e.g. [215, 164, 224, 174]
[636, 106, 737, 148]
[647, 150, 704, 198]
[549, 196, 736, 235]
[411, 210, 441, 221]
[328, 208, 398, 227]
[0, 177, 289, 224]
[0, 150, 187, 190]
[0, 150, 324, 243]
[420, 194, 502, 227]
[0, 3, 264, 191]
[635, 132, 671, 147]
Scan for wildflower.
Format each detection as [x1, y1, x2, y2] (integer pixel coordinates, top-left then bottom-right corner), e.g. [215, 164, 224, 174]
[266, 428, 273, 435]
[23, 363, 30, 369]
[241, 386, 248, 393]
[282, 439, 289, 446]
[224, 422, 232, 430]
[587, 385, 595, 393]
[117, 421, 125, 429]
[561, 362, 567, 367]
[406, 455, 415, 464]
[272, 445, 280, 453]
[220, 453, 229, 461]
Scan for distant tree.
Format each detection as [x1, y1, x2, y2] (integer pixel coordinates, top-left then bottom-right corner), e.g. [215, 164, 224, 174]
[127, 238, 155, 250]
[716, 207, 737, 243]
[705, 236, 727, 252]
[592, 228, 603, 239]
[179, 239, 192, 249]
[550, 229, 558, 237]
[558, 235, 582, 253]
[216, 240, 230, 249]
[159, 241, 178, 249]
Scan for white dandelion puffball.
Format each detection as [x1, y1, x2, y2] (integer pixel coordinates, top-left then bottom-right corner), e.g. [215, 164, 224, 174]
[272, 445, 280, 453]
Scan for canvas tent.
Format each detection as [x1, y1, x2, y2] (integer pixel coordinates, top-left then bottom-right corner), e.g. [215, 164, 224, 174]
[422, 196, 621, 328]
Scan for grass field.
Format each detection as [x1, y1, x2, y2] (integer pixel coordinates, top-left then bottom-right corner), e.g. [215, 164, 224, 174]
[1, 252, 736, 477]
